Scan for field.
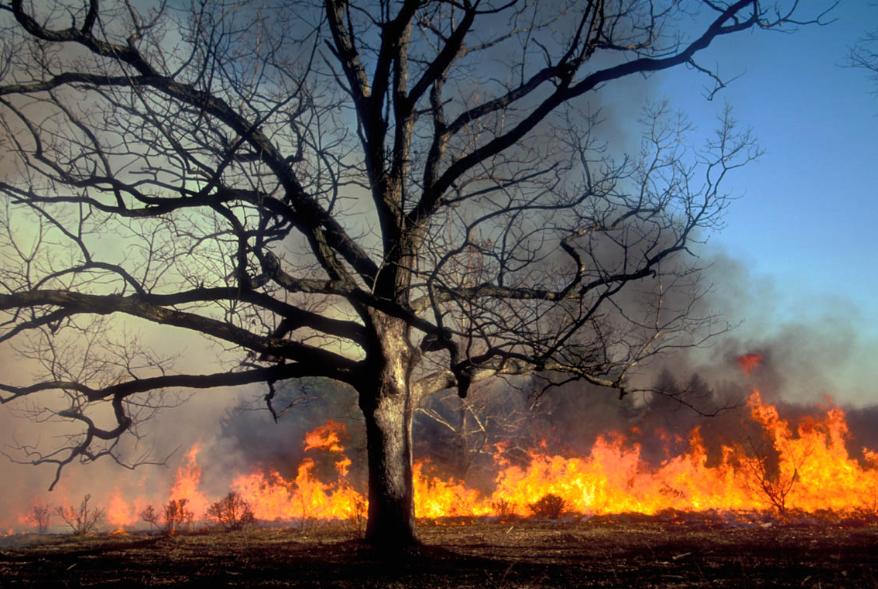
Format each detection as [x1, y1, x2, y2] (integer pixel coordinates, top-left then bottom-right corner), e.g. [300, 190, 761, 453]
[1, 514, 877, 588]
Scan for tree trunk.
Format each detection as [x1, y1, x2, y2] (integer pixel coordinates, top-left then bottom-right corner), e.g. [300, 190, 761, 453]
[362, 390, 416, 547]
[360, 314, 418, 548]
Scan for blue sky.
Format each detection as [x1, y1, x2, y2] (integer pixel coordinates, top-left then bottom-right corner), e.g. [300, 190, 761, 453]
[653, 3, 878, 337]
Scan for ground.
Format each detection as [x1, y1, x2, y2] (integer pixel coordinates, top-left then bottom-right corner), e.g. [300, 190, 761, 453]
[1, 514, 876, 587]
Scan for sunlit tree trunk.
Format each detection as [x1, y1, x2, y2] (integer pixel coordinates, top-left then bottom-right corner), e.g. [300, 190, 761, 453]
[360, 314, 418, 547]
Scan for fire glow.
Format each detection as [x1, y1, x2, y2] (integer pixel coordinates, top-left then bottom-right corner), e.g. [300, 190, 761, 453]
[66, 389, 876, 530]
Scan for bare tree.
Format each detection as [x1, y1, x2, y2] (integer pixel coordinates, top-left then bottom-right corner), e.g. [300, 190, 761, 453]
[55, 494, 104, 535]
[26, 503, 51, 533]
[141, 498, 195, 536]
[0, 1, 831, 547]
[852, 28, 878, 89]
[740, 436, 810, 517]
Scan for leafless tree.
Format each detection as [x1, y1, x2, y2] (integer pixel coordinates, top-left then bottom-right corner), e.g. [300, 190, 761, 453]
[740, 433, 812, 517]
[742, 454, 799, 517]
[139, 505, 161, 530]
[55, 493, 104, 535]
[0, 1, 832, 547]
[26, 503, 51, 533]
[140, 498, 195, 536]
[416, 383, 533, 479]
[852, 28, 878, 89]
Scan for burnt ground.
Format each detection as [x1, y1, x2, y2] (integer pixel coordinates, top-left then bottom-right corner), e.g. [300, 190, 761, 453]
[0, 514, 876, 588]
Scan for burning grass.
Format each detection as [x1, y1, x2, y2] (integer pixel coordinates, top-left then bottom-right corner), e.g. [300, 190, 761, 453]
[8, 389, 878, 540]
[95, 391, 878, 528]
[0, 515, 876, 587]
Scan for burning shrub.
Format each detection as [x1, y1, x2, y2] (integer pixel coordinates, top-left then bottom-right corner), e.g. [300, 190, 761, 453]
[56, 494, 104, 535]
[140, 499, 194, 535]
[740, 438, 806, 517]
[26, 504, 51, 533]
[492, 499, 515, 518]
[529, 494, 565, 519]
[207, 492, 255, 530]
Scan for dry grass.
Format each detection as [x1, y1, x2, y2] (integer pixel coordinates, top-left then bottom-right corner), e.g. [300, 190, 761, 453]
[1, 515, 877, 587]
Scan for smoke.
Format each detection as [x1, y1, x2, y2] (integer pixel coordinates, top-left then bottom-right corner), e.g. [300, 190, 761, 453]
[207, 379, 365, 487]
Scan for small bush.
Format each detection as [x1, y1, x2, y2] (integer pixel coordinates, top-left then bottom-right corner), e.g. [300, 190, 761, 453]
[492, 499, 515, 518]
[529, 494, 565, 519]
[56, 494, 104, 535]
[26, 504, 51, 533]
[164, 499, 195, 535]
[140, 499, 194, 535]
[140, 505, 160, 529]
[207, 492, 255, 530]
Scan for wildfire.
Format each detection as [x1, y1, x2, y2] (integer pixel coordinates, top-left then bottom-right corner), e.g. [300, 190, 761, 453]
[216, 391, 878, 519]
[475, 392, 877, 516]
[304, 420, 346, 453]
[12, 390, 878, 532]
[230, 423, 364, 522]
[736, 353, 763, 375]
[168, 443, 211, 518]
[107, 487, 157, 528]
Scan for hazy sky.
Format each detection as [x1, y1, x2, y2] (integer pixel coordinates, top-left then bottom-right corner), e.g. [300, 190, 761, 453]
[654, 3, 878, 338]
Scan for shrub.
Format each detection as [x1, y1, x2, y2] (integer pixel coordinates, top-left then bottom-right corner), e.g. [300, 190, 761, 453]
[164, 499, 195, 535]
[140, 505, 160, 529]
[26, 504, 51, 533]
[56, 494, 104, 535]
[207, 492, 255, 530]
[140, 499, 194, 535]
[529, 494, 565, 519]
[492, 499, 515, 518]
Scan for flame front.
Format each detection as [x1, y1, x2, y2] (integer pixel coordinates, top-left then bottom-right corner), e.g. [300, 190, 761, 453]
[106, 490, 147, 528]
[168, 443, 211, 518]
[479, 392, 878, 516]
[231, 422, 364, 521]
[17, 390, 878, 532]
[226, 391, 878, 519]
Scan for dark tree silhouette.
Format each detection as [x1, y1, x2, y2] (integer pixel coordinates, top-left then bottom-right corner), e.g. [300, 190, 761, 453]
[0, 1, 830, 547]
[852, 28, 878, 88]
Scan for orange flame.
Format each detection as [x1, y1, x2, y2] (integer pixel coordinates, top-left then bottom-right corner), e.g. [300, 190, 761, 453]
[168, 443, 210, 519]
[737, 353, 763, 375]
[225, 393, 878, 520]
[231, 424, 364, 521]
[8, 390, 878, 533]
[303, 420, 346, 453]
[106, 490, 139, 528]
[484, 391, 878, 516]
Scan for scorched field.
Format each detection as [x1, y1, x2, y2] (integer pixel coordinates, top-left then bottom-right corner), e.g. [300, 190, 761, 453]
[1, 515, 877, 588]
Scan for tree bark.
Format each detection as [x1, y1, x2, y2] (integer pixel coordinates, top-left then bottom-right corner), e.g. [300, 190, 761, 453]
[360, 314, 418, 548]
